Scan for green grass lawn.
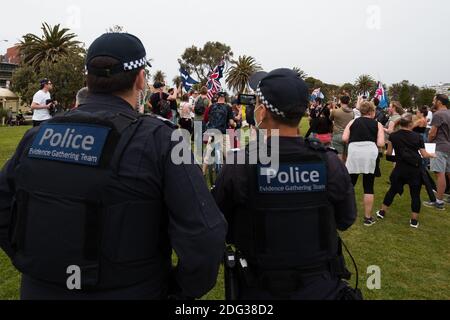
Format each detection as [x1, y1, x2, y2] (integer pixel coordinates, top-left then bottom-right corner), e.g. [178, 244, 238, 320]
[0, 122, 449, 300]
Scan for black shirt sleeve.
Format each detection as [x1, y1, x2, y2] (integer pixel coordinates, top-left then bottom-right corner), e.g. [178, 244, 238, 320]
[418, 134, 425, 149]
[162, 131, 227, 298]
[227, 105, 234, 122]
[325, 151, 358, 231]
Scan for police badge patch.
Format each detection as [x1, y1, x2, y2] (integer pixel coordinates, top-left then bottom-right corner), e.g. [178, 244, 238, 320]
[28, 123, 111, 166]
[258, 163, 327, 194]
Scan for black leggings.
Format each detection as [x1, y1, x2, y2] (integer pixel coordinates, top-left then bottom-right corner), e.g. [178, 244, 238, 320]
[383, 184, 421, 213]
[350, 174, 375, 195]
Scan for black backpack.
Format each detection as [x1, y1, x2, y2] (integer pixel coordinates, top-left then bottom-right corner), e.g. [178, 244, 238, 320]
[207, 103, 228, 132]
[375, 109, 389, 126]
[195, 97, 208, 116]
[157, 92, 172, 118]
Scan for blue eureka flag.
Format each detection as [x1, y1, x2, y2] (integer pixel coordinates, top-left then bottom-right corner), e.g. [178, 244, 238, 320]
[180, 68, 199, 92]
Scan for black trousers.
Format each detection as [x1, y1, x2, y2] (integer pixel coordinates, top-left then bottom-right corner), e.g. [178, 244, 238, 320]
[384, 184, 421, 213]
[384, 165, 422, 213]
[350, 174, 375, 195]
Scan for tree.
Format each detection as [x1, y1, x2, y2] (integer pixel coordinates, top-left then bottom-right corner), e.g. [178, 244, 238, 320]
[355, 74, 377, 95]
[11, 49, 86, 108]
[408, 82, 420, 107]
[178, 42, 233, 84]
[292, 67, 308, 80]
[416, 88, 436, 107]
[152, 70, 166, 84]
[304, 77, 324, 93]
[388, 83, 402, 100]
[172, 76, 182, 89]
[226, 56, 262, 94]
[19, 23, 81, 70]
[11, 64, 40, 105]
[399, 84, 412, 109]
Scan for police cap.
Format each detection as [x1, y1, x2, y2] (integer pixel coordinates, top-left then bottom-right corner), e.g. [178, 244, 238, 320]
[86, 33, 152, 77]
[249, 68, 309, 119]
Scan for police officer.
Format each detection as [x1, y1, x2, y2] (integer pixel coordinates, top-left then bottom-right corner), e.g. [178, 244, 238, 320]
[0, 33, 227, 300]
[213, 69, 358, 300]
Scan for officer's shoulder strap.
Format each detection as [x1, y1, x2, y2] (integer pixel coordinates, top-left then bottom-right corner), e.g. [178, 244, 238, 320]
[141, 113, 178, 129]
[109, 112, 146, 173]
[304, 137, 338, 156]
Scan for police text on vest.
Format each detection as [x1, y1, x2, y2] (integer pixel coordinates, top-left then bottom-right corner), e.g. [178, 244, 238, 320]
[29, 123, 110, 167]
[258, 163, 327, 193]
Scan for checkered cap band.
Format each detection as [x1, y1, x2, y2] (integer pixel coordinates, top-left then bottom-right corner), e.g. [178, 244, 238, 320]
[256, 87, 286, 118]
[123, 57, 147, 71]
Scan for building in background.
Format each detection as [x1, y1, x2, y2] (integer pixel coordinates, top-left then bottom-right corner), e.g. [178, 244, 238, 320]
[0, 46, 20, 88]
[0, 62, 18, 88]
[0, 88, 21, 112]
[5, 46, 21, 64]
[426, 82, 450, 95]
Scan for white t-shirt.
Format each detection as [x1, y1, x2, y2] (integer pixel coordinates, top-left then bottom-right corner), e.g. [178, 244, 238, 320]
[426, 111, 433, 129]
[189, 96, 198, 108]
[32, 90, 52, 121]
[353, 108, 362, 119]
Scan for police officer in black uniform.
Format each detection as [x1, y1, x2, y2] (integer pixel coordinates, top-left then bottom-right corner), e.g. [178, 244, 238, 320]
[213, 69, 358, 300]
[0, 33, 227, 300]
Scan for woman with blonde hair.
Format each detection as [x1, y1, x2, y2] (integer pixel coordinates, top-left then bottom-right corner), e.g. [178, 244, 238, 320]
[384, 101, 405, 137]
[343, 101, 385, 226]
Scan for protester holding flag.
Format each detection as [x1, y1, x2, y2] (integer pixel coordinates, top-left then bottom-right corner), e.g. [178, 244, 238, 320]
[306, 96, 324, 138]
[206, 59, 226, 100]
[375, 82, 389, 109]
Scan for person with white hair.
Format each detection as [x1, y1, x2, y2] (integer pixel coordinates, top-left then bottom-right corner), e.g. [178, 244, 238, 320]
[75, 87, 89, 108]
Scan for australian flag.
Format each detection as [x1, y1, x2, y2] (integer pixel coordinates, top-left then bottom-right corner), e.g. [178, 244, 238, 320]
[180, 68, 199, 92]
[375, 82, 389, 109]
[206, 59, 225, 100]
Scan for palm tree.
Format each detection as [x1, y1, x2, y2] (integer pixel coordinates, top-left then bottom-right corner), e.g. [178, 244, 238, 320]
[226, 55, 262, 94]
[173, 76, 182, 88]
[152, 70, 166, 84]
[19, 23, 81, 70]
[355, 74, 376, 95]
[292, 67, 308, 80]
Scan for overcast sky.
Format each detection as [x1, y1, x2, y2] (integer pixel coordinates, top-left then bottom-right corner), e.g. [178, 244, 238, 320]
[1, 0, 449, 87]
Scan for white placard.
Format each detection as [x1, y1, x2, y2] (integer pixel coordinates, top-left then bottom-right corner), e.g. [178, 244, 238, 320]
[391, 143, 436, 157]
[425, 143, 436, 154]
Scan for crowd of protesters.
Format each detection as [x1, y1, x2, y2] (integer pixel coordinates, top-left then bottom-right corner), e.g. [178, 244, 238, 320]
[306, 92, 450, 228]
[21, 76, 450, 228]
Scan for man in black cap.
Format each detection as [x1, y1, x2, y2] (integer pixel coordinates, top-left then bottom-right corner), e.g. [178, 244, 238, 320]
[213, 68, 358, 300]
[31, 78, 54, 127]
[0, 32, 227, 300]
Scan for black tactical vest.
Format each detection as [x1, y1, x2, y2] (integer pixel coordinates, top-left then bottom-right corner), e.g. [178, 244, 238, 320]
[233, 140, 339, 271]
[8, 110, 171, 290]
